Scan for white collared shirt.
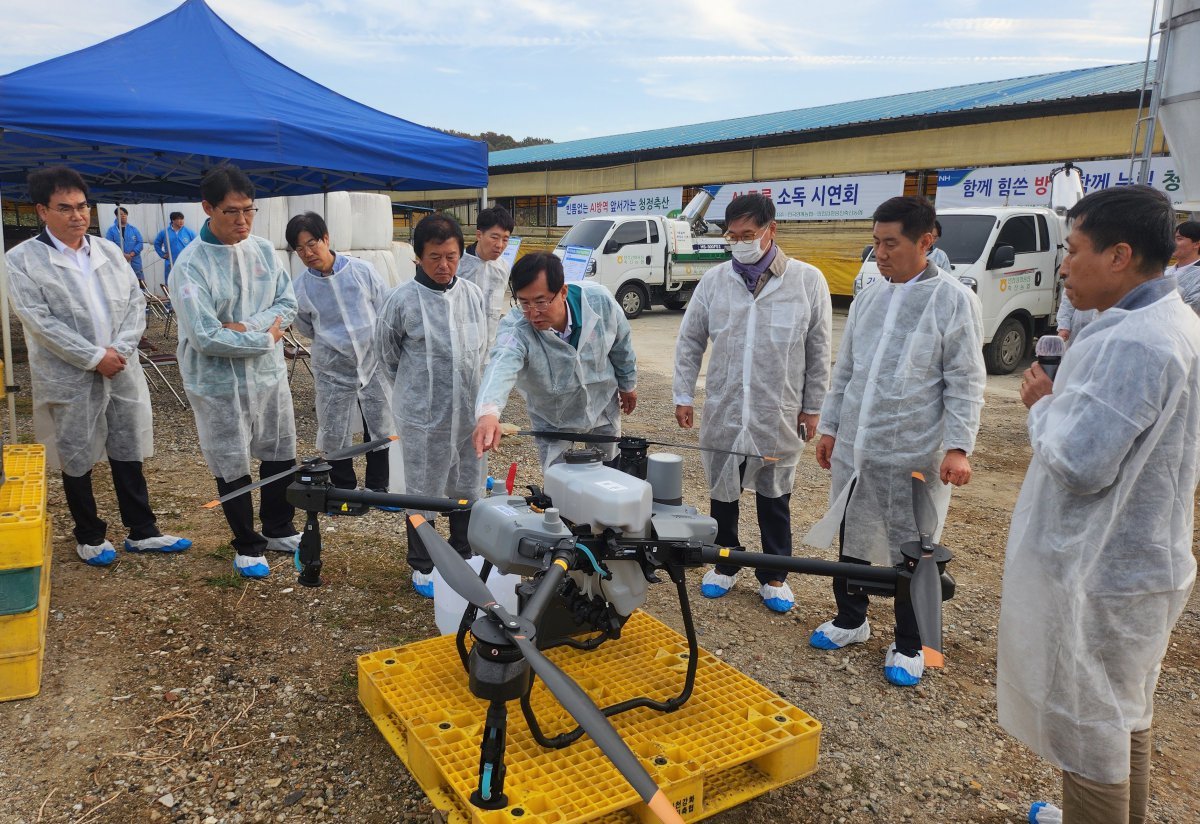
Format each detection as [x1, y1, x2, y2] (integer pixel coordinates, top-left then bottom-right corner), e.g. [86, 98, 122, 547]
[47, 230, 113, 345]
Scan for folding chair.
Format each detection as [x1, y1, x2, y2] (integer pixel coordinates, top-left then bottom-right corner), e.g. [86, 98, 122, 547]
[282, 328, 313, 382]
[138, 349, 188, 409]
[158, 283, 176, 338]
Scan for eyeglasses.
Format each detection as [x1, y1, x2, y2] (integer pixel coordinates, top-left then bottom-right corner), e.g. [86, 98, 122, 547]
[50, 204, 91, 216]
[516, 294, 559, 312]
[722, 227, 768, 243]
[293, 238, 324, 253]
[220, 207, 259, 218]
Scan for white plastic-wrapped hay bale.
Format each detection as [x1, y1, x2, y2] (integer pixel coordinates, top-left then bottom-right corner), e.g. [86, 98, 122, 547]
[254, 196, 289, 250]
[392, 241, 416, 285]
[286, 193, 326, 222]
[349, 192, 393, 250]
[273, 249, 291, 279]
[374, 247, 401, 289]
[288, 251, 308, 280]
[324, 191, 353, 248]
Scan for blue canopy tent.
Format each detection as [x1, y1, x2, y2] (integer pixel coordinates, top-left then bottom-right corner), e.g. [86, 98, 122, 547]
[0, 0, 488, 435]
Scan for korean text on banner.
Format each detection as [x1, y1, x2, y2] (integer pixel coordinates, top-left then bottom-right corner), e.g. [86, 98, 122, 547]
[707, 173, 907, 221]
[556, 188, 683, 227]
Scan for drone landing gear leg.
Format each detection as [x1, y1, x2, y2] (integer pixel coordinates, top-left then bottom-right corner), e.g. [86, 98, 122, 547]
[470, 700, 510, 810]
[296, 510, 322, 587]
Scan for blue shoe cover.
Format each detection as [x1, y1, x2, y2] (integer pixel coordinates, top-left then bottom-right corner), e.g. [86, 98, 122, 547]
[1028, 802, 1062, 823]
[809, 619, 871, 650]
[77, 541, 117, 566]
[759, 582, 794, 613]
[125, 535, 191, 553]
[700, 569, 736, 598]
[883, 643, 924, 687]
[412, 570, 434, 598]
[234, 554, 270, 579]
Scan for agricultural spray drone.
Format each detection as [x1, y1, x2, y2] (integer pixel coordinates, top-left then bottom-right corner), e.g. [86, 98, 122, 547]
[210, 432, 954, 823]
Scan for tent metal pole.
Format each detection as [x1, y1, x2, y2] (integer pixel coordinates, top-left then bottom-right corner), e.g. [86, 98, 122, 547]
[0, 189, 18, 440]
[480, 186, 487, 211]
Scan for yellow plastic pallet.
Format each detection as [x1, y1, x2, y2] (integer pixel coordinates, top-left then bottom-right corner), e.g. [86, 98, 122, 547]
[0, 517, 52, 702]
[0, 521, 52, 657]
[0, 445, 48, 572]
[359, 610, 821, 824]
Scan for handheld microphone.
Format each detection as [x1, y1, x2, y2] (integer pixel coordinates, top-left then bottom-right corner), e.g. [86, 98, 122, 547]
[1035, 335, 1065, 381]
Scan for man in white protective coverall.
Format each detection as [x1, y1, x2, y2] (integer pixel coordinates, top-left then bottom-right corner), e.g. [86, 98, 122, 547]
[805, 195, 985, 687]
[472, 251, 638, 469]
[1165, 219, 1200, 315]
[287, 211, 394, 493]
[998, 185, 1200, 824]
[6, 166, 191, 566]
[173, 164, 299, 580]
[456, 206, 514, 349]
[375, 213, 488, 598]
[673, 193, 832, 614]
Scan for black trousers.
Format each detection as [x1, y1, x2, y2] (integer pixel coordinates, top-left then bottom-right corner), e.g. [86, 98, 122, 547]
[215, 459, 297, 556]
[832, 519, 921, 656]
[710, 462, 793, 585]
[61, 460, 160, 546]
[405, 509, 472, 575]
[328, 410, 389, 491]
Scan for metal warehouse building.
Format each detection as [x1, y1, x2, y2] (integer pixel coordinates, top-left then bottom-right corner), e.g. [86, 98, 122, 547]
[395, 62, 1169, 295]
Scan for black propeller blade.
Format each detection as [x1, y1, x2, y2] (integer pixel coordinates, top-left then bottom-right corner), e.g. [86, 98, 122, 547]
[407, 516, 685, 824]
[202, 435, 398, 509]
[517, 429, 777, 463]
[909, 472, 944, 668]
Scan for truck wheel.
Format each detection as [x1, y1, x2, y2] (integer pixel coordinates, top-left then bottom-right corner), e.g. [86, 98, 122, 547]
[615, 283, 648, 319]
[983, 315, 1028, 375]
[663, 294, 688, 311]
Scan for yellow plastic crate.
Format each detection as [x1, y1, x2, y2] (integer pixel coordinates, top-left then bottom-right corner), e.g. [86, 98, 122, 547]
[0, 521, 52, 657]
[359, 610, 821, 824]
[0, 516, 52, 702]
[0, 445, 48, 572]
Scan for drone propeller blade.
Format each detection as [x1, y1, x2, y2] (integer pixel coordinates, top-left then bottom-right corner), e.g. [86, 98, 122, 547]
[644, 439, 778, 463]
[518, 429, 623, 444]
[509, 635, 684, 823]
[911, 472, 938, 550]
[408, 515, 497, 610]
[910, 472, 944, 667]
[520, 430, 777, 463]
[201, 436, 398, 509]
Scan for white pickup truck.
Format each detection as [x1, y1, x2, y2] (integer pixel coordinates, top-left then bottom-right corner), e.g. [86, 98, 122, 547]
[553, 192, 731, 318]
[855, 206, 1067, 374]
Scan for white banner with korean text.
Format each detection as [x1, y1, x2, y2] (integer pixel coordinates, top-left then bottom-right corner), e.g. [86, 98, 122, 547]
[707, 173, 906, 221]
[936, 158, 1186, 208]
[556, 187, 683, 226]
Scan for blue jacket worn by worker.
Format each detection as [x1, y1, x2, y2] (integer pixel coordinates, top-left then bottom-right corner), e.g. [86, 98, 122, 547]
[172, 221, 298, 481]
[476, 281, 637, 467]
[153, 225, 197, 279]
[105, 220, 144, 279]
[998, 278, 1200, 785]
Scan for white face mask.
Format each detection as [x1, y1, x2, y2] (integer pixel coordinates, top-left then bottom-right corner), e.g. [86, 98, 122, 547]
[731, 238, 765, 264]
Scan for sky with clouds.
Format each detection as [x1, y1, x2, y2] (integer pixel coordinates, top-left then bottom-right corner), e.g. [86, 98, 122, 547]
[0, 0, 1157, 145]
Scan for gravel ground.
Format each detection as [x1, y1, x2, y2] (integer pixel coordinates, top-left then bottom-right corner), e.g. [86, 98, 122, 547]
[0, 311, 1197, 824]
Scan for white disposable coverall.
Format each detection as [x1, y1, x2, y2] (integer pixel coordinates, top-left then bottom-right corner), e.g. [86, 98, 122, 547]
[476, 282, 638, 468]
[673, 258, 832, 501]
[172, 232, 298, 480]
[375, 276, 488, 502]
[997, 288, 1200, 785]
[456, 252, 508, 346]
[805, 269, 985, 565]
[1166, 261, 1200, 316]
[292, 254, 395, 453]
[6, 233, 153, 476]
[1055, 285, 1098, 341]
